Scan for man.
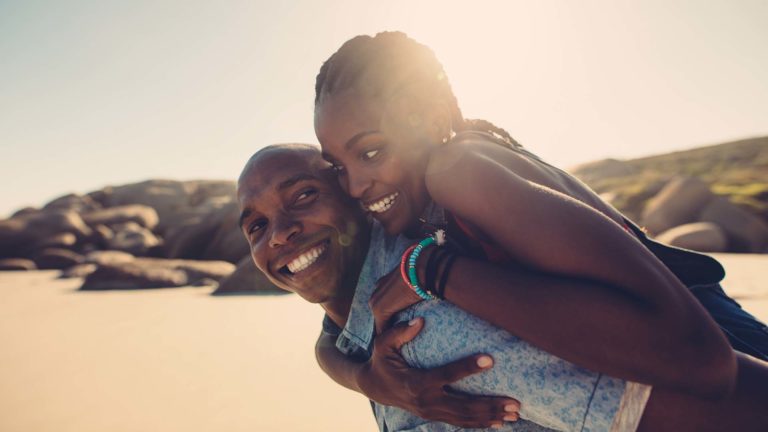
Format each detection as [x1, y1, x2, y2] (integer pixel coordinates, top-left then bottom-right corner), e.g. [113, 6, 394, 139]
[237, 143, 524, 429]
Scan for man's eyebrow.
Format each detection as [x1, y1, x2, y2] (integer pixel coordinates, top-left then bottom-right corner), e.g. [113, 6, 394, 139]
[344, 130, 379, 150]
[277, 173, 318, 191]
[238, 208, 252, 229]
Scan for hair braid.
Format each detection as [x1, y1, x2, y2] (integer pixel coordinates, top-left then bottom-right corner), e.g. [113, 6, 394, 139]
[315, 31, 523, 151]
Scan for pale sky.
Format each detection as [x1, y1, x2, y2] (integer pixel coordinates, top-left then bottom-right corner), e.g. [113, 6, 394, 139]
[1, 0, 767, 217]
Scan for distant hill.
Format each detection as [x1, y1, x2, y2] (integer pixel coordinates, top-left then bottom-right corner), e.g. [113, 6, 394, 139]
[570, 136, 768, 223]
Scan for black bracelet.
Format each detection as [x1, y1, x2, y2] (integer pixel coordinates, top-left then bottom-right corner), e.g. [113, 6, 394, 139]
[435, 253, 458, 300]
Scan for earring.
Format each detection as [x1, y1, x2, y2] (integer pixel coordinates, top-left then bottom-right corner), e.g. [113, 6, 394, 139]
[441, 136, 449, 144]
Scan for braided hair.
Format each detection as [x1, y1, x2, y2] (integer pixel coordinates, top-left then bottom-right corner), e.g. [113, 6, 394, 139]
[314, 31, 522, 150]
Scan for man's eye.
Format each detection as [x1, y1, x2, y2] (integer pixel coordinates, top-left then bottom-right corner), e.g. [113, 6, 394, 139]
[248, 219, 267, 235]
[362, 149, 379, 160]
[295, 189, 318, 204]
[331, 164, 346, 174]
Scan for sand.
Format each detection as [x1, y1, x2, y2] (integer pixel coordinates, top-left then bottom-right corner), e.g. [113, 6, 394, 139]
[1, 253, 766, 432]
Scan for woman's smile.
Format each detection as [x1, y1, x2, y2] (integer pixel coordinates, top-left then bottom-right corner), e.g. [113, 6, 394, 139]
[364, 192, 399, 214]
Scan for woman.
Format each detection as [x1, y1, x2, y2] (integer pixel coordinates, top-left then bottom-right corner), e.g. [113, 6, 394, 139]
[313, 31, 768, 431]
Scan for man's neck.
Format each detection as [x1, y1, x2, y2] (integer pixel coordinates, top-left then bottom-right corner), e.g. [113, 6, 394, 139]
[322, 293, 353, 328]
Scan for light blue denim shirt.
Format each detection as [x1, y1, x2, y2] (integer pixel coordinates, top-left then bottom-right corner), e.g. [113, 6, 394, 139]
[336, 219, 630, 432]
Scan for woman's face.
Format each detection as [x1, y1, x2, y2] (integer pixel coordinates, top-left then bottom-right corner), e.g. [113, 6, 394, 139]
[315, 89, 441, 236]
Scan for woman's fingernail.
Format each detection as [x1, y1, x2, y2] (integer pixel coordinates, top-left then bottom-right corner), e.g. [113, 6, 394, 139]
[504, 414, 519, 422]
[491, 423, 503, 429]
[408, 318, 419, 326]
[504, 403, 518, 413]
[476, 356, 493, 368]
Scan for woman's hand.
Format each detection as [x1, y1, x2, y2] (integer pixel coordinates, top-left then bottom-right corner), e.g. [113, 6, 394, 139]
[359, 318, 520, 428]
[369, 266, 424, 335]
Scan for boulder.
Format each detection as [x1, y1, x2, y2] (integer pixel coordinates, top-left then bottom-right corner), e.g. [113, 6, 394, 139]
[0, 258, 37, 271]
[84, 250, 135, 266]
[80, 262, 189, 290]
[43, 193, 100, 213]
[163, 202, 239, 260]
[27, 232, 78, 254]
[82, 205, 159, 230]
[0, 210, 92, 258]
[201, 202, 250, 263]
[134, 258, 235, 282]
[91, 224, 114, 249]
[107, 223, 162, 256]
[698, 197, 768, 252]
[60, 263, 98, 278]
[100, 180, 236, 234]
[655, 222, 728, 252]
[34, 248, 85, 270]
[212, 256, 283, 294]
[10, 207, 38, 218]
[641, 177, 715, 235]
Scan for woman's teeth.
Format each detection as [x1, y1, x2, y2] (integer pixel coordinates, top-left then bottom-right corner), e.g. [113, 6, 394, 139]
[367, 192, 399, 213]
[287, 244, 327, 274]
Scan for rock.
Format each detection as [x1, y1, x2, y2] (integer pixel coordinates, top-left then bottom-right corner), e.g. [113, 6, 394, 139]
[80, 262, 189, 290]
[212, 256, 283, 294]
[92, 225, 114, 249]
[201, 202, 250, 263]
[641, 177, 715, 235]
[100, 180, 235, 234]
[78, 257, 234, 290]
[698, 197, 768, 252]
[10, 207, 37, 218]
[43, 193, 100, 213]
[82, 205, 159, 230]
[59, 263, 98, 278]
[655, 222, 729, 252]
[28, 232, 78, 253]
[0, 210, 92, 258]
[134, 258, 235, 282]
[34, 248, 85, 270]
[0, 258, 37, 271]
[163, 202, 239, 260]
[107, 223, 162, 256]
[84, 250, 135, 266]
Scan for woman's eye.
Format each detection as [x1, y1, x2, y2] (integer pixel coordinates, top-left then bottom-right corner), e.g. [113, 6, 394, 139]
[331, 164, 346, 174]
[363, 149, 379, 160]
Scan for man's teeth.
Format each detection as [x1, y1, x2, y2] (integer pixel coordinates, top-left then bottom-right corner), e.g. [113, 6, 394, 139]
[287, 244, 327, 274]
[367, 192, 399, 213]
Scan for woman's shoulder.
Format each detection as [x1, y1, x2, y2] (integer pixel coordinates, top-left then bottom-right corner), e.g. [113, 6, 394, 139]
[426, 131, 530, 180]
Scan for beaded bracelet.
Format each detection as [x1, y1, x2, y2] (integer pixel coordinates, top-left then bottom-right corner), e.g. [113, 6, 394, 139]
[400, 230, 447, 300]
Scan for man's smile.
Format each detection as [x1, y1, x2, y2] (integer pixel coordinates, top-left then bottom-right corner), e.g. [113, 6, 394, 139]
[276, 239, 331, 277]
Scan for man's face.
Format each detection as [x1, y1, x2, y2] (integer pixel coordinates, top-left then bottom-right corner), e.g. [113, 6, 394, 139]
[237, 146, 369, 304]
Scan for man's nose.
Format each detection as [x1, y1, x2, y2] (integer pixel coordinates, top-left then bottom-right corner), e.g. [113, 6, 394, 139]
[269, 215, 301, 248]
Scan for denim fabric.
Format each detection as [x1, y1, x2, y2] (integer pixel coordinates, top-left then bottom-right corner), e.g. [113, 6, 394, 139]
[337, 221, 625, 432]
[690, 283, 768, 360]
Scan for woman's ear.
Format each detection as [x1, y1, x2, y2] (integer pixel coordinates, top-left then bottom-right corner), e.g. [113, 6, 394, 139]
[426, 100, 453, 143]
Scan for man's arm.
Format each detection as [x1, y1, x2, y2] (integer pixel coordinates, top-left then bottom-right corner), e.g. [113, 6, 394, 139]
[314, 322, 520, 428]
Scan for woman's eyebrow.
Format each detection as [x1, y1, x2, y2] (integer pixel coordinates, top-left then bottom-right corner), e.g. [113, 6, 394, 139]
[344, 130, 379, 150]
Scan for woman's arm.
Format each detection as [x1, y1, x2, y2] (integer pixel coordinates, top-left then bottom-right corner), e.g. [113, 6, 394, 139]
[420, 140, 736, 398]
[314, 325, 519, 428]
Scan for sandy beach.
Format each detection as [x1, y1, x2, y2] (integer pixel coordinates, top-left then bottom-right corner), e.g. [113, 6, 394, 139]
[1, 253, 766, 432]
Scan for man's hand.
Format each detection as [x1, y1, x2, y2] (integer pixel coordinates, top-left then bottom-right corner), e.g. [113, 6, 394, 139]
[358, 318, 520, 428]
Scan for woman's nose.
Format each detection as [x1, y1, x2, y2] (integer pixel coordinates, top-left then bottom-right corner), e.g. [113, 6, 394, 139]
[346, 169, 373, 199]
